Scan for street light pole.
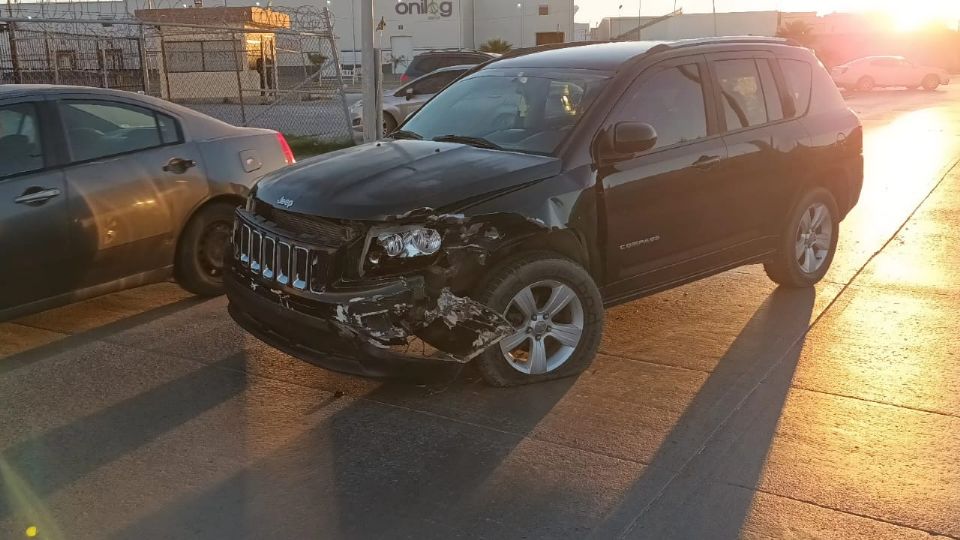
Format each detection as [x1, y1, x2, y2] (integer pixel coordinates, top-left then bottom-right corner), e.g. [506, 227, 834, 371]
[638, 0, 641, 41]
[517, 3, 523, 48]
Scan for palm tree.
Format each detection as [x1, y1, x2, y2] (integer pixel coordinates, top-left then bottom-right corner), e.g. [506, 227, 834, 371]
[479, 38, 513, 54]
[777, 20, 815, 48]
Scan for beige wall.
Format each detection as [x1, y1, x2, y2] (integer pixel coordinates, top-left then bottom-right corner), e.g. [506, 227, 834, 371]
[166, 71, 260, 100]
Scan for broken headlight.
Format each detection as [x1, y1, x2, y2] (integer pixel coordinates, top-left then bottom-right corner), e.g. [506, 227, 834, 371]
[377, 227, 442, 258]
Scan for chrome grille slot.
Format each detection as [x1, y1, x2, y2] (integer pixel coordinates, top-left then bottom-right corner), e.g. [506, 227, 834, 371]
[277, 242, 292, 285]
[262, 237, 276, 280]
[239, 225, 251, 266]
[292, 247, 309, 290]
[250, 231, 262, 274]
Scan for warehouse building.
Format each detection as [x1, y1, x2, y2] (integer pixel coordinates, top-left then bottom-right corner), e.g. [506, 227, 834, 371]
[322, 0, 578, 68]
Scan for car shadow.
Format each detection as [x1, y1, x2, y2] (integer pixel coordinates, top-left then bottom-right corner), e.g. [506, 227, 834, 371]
[591, 285, 816, 538]
[108, 284, 818, 539]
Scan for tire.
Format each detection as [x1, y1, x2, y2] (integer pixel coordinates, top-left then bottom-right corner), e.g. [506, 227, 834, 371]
[383, 113, 398, 135]
[764, 187, 840, 288]
[922, 74, 940, 91]
[175, 200, 239, 296]
[856, 76, 875, 92]
[473, 252, 604, 387]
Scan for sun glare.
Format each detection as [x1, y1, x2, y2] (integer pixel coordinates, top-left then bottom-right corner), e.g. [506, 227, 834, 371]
[887, 2, 952, 32]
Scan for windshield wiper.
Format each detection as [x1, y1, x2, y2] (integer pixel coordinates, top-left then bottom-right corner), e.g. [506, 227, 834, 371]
[389, 129, 423, 140]
[432, 134, 502, 150]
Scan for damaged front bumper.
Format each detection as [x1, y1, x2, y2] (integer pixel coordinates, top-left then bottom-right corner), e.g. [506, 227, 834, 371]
[225, 267, 512, 376]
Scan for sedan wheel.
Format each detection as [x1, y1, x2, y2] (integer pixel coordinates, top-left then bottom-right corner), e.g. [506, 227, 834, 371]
[922, 74, 940, 91]
[499, 280, 584, 375]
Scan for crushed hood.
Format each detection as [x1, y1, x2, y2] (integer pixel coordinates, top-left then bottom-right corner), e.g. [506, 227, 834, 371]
[254, 140, 562, 220]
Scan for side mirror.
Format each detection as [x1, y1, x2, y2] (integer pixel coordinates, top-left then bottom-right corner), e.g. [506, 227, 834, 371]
[613, 122, 658, 154]
[404, 87, 416, 100]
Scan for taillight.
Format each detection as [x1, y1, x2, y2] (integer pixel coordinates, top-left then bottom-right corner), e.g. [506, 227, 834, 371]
[276, 132, 295, 165]
[400, 73, 409, 84]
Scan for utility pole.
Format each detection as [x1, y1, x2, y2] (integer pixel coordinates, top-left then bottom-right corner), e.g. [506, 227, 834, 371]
[637, 0, 641, 41]
[712, 0, 718, 36]
[360, 0, 380, 142]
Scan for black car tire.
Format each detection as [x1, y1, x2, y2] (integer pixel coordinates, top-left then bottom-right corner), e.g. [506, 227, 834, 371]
[856, 76, 875, 92]
[764, 187, 840, 288]
[473, 252, 604, 387]
[175, 200, 238, 296]
[922, 74, 940, 91]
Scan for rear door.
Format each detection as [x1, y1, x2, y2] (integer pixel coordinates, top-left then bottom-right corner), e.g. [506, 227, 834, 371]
[706, 51, 806, 247]
[56, 97, 208, 288]
[0, 98, 72, 312]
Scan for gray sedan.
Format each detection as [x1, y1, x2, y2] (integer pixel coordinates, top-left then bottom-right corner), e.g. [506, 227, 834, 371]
[0, 85, 293, 320]
[350, 64, 471, 133]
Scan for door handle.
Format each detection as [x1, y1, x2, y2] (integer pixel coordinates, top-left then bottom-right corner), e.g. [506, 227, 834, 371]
[14, 187, 62, 205]
[163, 157, 196, 174]
[693, 155, 722, 170]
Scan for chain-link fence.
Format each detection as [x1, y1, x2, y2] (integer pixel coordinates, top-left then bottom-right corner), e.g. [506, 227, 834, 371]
[0, 7, 352, 141]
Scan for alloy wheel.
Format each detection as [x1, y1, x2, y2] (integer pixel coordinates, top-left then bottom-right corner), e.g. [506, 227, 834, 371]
[198, 221, 232, 278]
[795, 202, 833, 274]
[499, 280, 584, 375]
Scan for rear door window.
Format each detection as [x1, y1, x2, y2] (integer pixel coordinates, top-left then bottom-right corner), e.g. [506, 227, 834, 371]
[714, 59, 768, 130]
[0, 102, 44, 178]
[779, 59, 813, 116]
[757, 59, 784, 122]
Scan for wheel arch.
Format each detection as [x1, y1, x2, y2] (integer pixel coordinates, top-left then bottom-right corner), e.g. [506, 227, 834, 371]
[173, 193, 244, 267]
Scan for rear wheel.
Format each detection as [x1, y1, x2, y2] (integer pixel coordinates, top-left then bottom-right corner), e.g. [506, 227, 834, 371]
[856, 76, 875, 92]
[175, 201, 238, 296]
[764, 188, 839, 288]
[922, 74, 940, 91]
[473, 253, 604, 387]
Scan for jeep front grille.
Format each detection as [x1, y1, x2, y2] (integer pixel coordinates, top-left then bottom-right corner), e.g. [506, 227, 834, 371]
[234, 217, 333, 292]
[251, 200, 358, 246]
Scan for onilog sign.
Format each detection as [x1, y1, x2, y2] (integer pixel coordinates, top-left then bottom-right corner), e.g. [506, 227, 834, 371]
[395, 0, 454, 18]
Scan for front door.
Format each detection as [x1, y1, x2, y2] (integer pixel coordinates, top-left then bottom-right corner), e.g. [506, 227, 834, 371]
[0, 100, 72, 312]
[600, 56, 732, 300]
[56, 98, 207, 289]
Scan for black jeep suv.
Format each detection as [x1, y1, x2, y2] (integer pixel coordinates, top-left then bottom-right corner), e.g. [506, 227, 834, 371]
[226, 38, 863, 386]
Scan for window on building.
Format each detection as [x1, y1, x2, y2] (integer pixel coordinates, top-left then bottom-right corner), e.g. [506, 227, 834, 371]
[165, 40, 242, 72]
[715, 59, 768, 130]
[539, 4, 549, 15]
[0, 103, 44, 178]
[56, 50, 78, 70]
[616, 63, 708, 149]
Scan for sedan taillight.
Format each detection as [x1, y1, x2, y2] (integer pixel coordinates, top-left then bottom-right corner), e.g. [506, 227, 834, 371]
[276, 132, 296, 165]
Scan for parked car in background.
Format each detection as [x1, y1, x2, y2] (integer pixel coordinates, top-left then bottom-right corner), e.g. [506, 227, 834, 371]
[0, 85, 294, 321]
[831, 56, 950, 91]
[351, 64, 471, 134]
[399, 50, 497, 84]
[226, 37, 863, 387]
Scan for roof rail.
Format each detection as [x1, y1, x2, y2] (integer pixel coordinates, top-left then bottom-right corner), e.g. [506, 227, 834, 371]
[495, 40, 613, 61]
[647, 36, 798, 54]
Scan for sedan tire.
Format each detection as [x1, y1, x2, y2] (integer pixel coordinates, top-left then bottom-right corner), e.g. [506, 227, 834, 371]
[175, 200, 238, 296]
[473, 252, 604, 387]
[856, 76, 875, 92]
[922, 74, 940, 91]
[764, 187, 839, 288]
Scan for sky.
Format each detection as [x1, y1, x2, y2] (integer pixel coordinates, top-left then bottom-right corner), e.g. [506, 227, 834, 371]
[573, 0, 960, 27]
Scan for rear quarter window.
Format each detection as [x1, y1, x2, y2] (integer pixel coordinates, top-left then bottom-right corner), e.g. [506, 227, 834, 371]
[779, 59, 812, 116]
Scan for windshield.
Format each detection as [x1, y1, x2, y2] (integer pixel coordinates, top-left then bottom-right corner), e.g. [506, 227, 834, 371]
[398, 68, 610, 155]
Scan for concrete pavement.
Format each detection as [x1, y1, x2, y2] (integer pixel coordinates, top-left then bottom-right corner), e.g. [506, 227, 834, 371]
[2, 87, 960, 539]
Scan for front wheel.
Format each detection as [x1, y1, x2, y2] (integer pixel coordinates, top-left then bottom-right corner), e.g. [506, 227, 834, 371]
[856, 76, 875, 92]
[764, 188, 839, 288]
[922, 74, 940, 91]
[473, 253, 604, 387]
[175, 201, 239, 296]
